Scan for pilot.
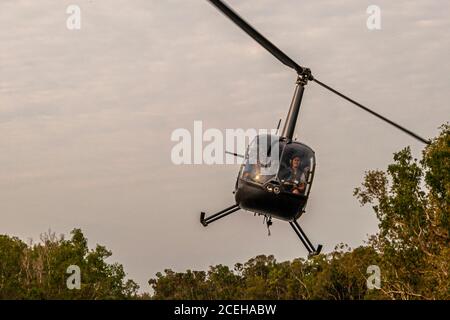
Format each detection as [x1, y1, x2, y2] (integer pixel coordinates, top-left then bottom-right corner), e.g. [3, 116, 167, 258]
[281, 155, 307, 194]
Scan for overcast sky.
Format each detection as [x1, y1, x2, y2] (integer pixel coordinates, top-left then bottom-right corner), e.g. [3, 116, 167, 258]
[1, 0, 449, 292]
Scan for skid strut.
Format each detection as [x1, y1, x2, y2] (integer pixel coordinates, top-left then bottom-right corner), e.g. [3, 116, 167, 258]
[200, 204, 240, 227]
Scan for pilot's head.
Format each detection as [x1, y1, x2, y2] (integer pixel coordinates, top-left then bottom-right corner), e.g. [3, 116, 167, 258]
[291, 156, 301, 169]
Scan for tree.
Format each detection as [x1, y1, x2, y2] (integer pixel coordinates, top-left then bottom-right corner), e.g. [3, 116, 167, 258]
[0, 229, 139, 299]
[0, 235, 27, 299]
[354, 124, 449, 299]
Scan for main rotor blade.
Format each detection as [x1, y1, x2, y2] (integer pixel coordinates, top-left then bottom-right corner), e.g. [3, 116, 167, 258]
[207, 0, 304, 74]
[313, 78, 431, 145]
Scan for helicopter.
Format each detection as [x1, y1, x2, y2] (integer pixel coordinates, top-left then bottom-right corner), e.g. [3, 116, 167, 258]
[199, 0, 430, 257]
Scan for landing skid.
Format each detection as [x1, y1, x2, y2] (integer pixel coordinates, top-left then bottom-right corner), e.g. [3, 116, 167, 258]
[200, 204, 240, 226]
[289, 219, 322, 257]
[200, 205, 322, 258]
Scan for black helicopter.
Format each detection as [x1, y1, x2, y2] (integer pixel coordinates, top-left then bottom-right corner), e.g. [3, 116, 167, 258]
[199, 0, 430, 257]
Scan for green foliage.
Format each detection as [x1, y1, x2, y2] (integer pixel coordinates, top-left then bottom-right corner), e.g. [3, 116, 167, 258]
[354, 124, 449, 299]
[0, 235, 27, 299]
[0, 229, 139, 299]
[149, 248, 381, 300]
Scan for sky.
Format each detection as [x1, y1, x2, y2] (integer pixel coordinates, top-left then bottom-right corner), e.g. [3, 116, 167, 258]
[1, 0, 449, 292]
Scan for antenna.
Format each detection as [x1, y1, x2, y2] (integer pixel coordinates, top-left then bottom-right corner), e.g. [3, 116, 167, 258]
[275, 119, 282, 135]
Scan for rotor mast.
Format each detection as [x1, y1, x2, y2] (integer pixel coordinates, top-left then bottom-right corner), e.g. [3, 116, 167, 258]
[280, 70, 312, 140]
